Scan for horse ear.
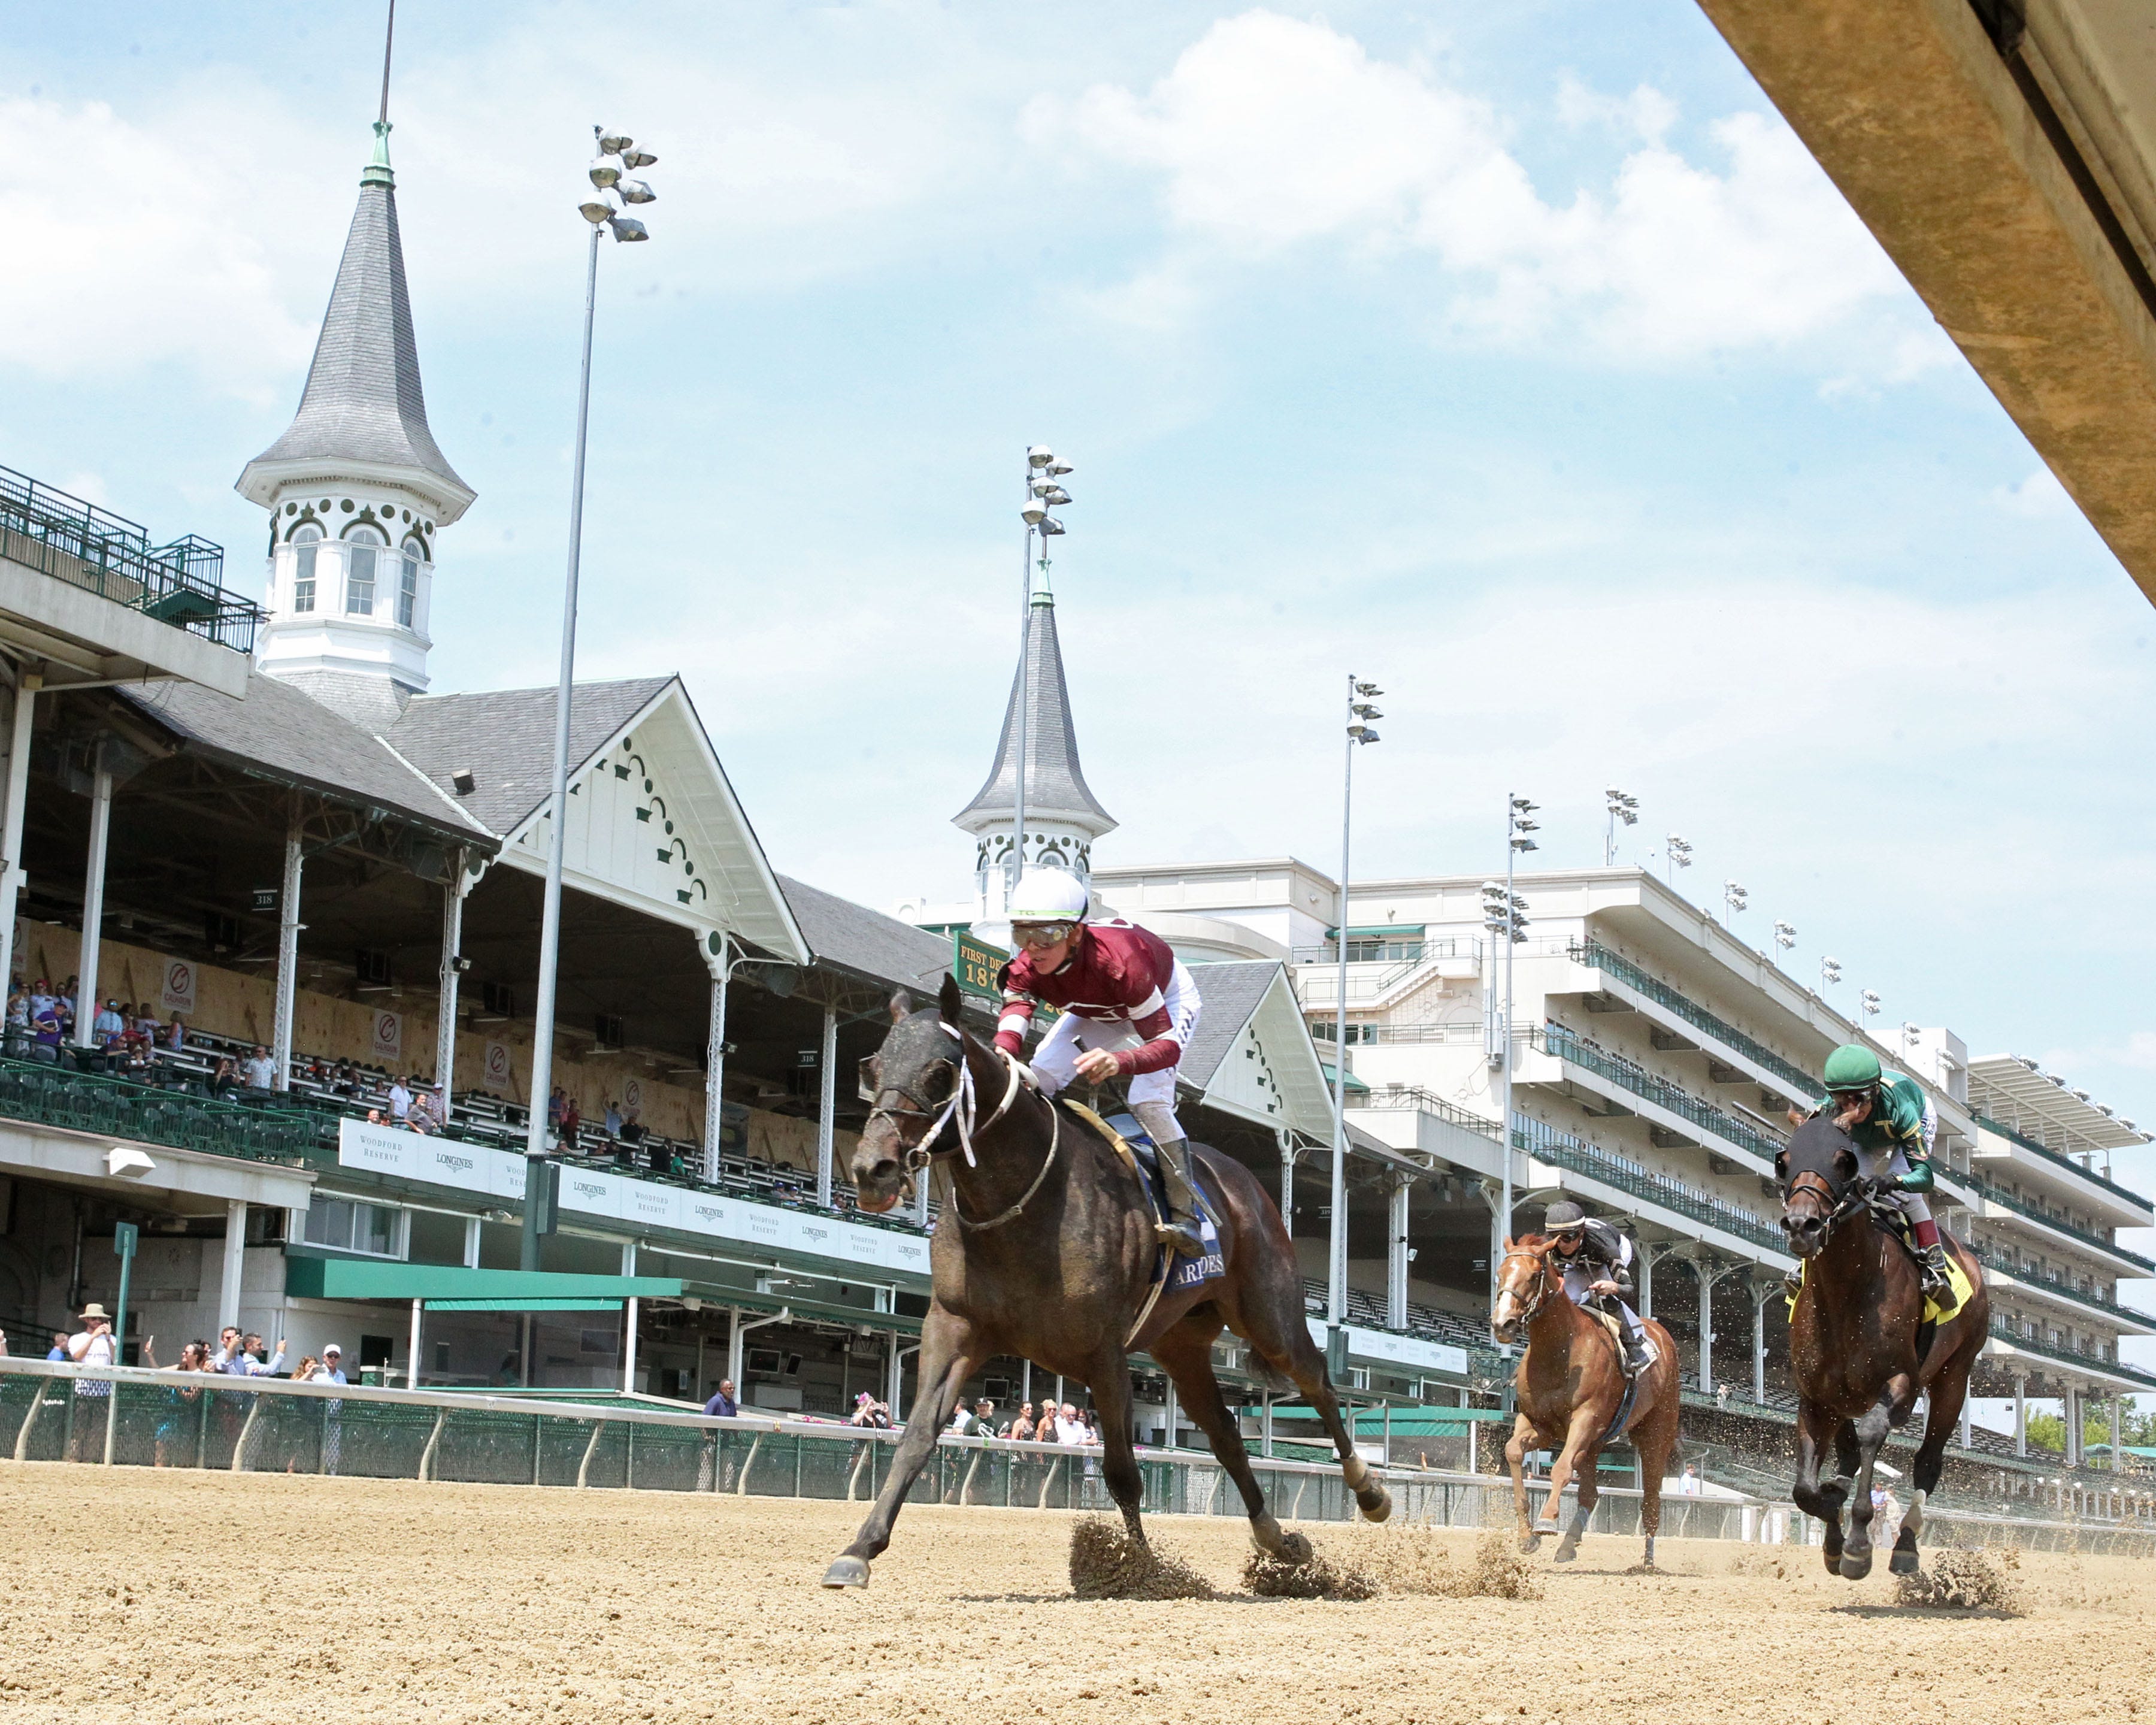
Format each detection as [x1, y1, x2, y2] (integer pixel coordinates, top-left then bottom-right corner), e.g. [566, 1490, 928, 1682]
[888, 990, 912, 1025]
[1834, 1145, 1858, 1181]
[1501, 1235, 1514, 1253]
[938, 972, 964, 1022]
[1785, 1106, 1805, 1128]
[1774, 1148, 1788, 1182]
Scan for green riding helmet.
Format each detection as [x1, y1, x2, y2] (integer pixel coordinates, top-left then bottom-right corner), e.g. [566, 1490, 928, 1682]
[1821, 1044, 1882, 1094]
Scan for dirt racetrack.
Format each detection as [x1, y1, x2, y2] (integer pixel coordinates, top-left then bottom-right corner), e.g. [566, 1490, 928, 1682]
[0, 1465, 2146, 1724]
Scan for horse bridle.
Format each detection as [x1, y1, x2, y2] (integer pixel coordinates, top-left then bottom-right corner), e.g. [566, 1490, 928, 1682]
[863, 1024, 1059, 1232]
[1783, 1167, 1877, 1240]
[1496, 1245, 1560, 1327]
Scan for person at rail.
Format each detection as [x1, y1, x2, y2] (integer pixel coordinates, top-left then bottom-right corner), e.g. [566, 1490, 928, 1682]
[1810, 1045, 1951, 1299]
[992, 868, 1207, 1257]
[1542, 1200, 1651, 1376]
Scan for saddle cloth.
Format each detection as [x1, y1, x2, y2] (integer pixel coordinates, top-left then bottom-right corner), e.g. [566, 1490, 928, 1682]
[1585, 1306, 1657, 1378]
[1784, 1231, 1973, 1325]
[1060, 1101, 1226, 1294]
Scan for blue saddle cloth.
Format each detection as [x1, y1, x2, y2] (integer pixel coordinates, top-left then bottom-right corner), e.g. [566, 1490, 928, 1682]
[1106, 1112, 1227, 1294]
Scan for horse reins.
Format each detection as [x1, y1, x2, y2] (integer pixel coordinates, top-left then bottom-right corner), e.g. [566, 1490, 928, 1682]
[1496, 1247, 1558, 1327]
[865, 1024, 1060, 1233]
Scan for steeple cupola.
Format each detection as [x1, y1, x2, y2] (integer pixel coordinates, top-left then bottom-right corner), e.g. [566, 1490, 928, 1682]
[236, 109, 472, 730]
[953, 565, 1117, 922]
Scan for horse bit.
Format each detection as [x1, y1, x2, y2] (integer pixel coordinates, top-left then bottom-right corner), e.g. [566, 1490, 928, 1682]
[864, 1024, 1061, 1232]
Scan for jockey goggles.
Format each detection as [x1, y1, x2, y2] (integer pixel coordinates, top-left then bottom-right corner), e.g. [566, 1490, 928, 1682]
[1010, 921, 1076, 949]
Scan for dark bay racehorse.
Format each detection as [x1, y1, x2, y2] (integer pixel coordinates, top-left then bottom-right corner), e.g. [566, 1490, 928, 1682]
[1493, 1236, 1679, 1567]
[1779, 1116, 1989, 1579]
[820, 975, 1389, 1588]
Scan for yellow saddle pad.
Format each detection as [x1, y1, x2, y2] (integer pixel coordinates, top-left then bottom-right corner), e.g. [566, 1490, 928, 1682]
[1785, 1248, 1972, 1324]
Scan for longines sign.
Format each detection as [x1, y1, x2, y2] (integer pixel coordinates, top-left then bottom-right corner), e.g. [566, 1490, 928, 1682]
[335, 1119, 931, 1278]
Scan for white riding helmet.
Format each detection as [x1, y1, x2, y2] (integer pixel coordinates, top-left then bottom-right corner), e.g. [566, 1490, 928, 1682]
[1007, 867, 1088, 925]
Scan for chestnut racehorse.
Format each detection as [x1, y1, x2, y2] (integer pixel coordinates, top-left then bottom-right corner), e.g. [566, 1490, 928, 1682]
[1779, 1116, 1989, 1579]
[820, 975, 1390, 1589]
[1493, 1235, 1680, 1567]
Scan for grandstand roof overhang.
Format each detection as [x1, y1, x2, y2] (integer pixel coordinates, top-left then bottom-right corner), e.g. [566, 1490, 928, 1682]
[1174, 961, 1337, 1142]
[1968, 1054, 2151, 1152]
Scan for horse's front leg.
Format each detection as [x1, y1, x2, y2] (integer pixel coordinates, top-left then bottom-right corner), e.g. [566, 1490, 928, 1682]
[1504, 1414, 1543, 1552]
[1543, 1408, 1601, 1562]
[1839, 1398, 1894, 1581]
[1789, 1400, 1846, 1575]
[821, 1311, 982, 1589]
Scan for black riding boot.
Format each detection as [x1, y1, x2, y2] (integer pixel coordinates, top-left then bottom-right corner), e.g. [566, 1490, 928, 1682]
[1620, 1328, 1650, 1378]
[1151, 1135, 1210, 1259]
[1916, 1241, 1953, 1300]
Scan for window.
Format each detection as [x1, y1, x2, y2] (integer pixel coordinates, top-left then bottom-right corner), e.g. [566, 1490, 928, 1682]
[290, 523, 322, 613]
[345, 526, 384, 616]
[398, 538, 424, 628]
[302, 1196, 403, 1258]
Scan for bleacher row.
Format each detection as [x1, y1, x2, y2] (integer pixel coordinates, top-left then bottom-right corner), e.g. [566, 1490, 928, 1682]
[4, 1022, 917, 1230]
[1299, 1279, 1495, 1354]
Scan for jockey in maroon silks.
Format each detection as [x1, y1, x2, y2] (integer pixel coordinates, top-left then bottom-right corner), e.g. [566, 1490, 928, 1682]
[992, 868, 1208, 1257]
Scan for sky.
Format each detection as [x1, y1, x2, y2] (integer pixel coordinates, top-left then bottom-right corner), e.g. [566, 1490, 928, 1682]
[7, 2, 2152, 1339]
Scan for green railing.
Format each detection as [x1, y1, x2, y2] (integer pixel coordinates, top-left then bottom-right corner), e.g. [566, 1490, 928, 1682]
[0, 1055, 336, 1167]
[1974, 1112, 2153, 1213]
[1355, 1085, 1503, 1140]
[0, 464, 261, 653]
[1568, 939, 1818, 1098]
[1537, 1022, 1786, 1167]
[1967, 1169, 2155, 1271]
[1969, 1243, 2140, 1324]
[1512, 1115, 1786, 1254]
[1990, 1321, 2156, 1390]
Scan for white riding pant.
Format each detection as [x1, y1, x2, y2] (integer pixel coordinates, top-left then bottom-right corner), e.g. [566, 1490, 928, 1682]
[1559, 1260, 1645, 1348]
[1029, 963, 1201, 1145]
[1855, 1095, 1938, 1228]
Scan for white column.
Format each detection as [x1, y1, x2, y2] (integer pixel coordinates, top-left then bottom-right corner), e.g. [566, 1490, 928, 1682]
[408, 1298, 423, 1390]
[622, 1298, 640, 1395]
[435, 858, 467, 1119]
[816, 1006, 838, 1209]
[2066, 1387, 2080, 1467]
[2013, 1376, 2027, 1458]
[1386, 1175, 1411, 1330]
[461, 1215, 481, 1269]
[71, 745, 113, 1051]
[1698, 1260, 1715, 1393]
[1752, 1281, 1770, 1405]
[1277, 1133, 1298, 1234]
[1959, 1396, 1971, 1451]
[0, 671, 40, 993]
[218, 1199, 247, 1334]
[728, 1308, 744, 1388]
[2112, 1393, 2123, 1473]
[702, 942, 730, 1182]
[271, 804, 304, 1091]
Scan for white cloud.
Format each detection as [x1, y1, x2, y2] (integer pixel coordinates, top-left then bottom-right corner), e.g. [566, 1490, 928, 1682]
[1029, 10, 1913, 363]
[0, 97, 318, 399]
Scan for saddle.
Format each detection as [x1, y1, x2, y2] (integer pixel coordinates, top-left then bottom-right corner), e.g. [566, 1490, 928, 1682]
[1585, 1305, 1656, 1380]
[1784, 1211, 1972, 1326]
[1059, 1101, 1227, 1344]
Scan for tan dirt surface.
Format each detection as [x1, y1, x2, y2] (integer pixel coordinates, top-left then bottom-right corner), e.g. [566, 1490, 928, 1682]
[0, 1464, 2146, 1723]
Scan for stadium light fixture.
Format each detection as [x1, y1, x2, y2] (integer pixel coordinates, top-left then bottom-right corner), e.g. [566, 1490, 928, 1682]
[1820, 955, 1842, 991]
[1664, 833, 1693, 885]
[1773, 920, 1796, 951]
[1603, 787, 1639, 866]
[1326, 674, 1385, 1375]
[1724, 879, 1748, 917]
[1861, 989, 1882, 1018]
[1006, 442, 1077, 920]
[529, 123, 660, 1210]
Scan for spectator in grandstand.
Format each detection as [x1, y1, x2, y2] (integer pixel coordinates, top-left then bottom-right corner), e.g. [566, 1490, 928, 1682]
[1678, 1463, 1701, 1496]
[241, 1045, 276, 1090]
[330, 1059, 360, 1098]
[1008, 1402, 1037, 1442]
[90, 1000, 125, 1046]
[163, 1013, 186, 1051]
[974, 1397, 997, 1435]
[561, 1094, 582, 1142]
[145, 1340, 211, 1467]
[310, 1345, 347, 1385]
[1055, 1403, 1085, 1445]
[947, 1398, 980, 1436]
[28, 997, 62, 1064]
[387, 1075, 413, 1123]
[65, 1303, 116, 1460]
[604, 1097, 622, 1137]
[1081, 1410, 1102, 1445]
[407, 1086, 442, 1135]
[547, 1085, 568, 1132]
[27, 979, 52, 1021]
[4, 983, 26, 1057]
[703, 1379, 738, 1418]
[620, 1105, 646, 1145]
[310, 1344, 347, 1475]
[208, 1055, 240, 1098]
[46, 1331, 68, 1361]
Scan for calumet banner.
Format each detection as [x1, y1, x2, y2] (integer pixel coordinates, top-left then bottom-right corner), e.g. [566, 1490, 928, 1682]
[335, 1118, 931, 1278]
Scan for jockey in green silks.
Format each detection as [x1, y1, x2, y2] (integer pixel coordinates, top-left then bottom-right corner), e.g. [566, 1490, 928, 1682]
[1812, 1044, 1952, 1299]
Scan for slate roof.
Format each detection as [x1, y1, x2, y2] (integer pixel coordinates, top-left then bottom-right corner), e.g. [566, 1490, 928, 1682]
[1176, 961, 1291, 1090]
[953, 595, 1115, 838]
[778, 875, 954, 997]
[238, 148, 471, 514]
[384, 677, 676, 838]
[119, 668, 490, 842]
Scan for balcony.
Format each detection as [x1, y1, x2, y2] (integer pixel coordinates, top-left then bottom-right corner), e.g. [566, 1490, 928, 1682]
[1512, 1115, 1789, 1257]
[1568, 939, 1818, 1101]
[1966, 1169, 2155, 1273]
[1975, 1112, 2154, 1221]
[0, 464, 262, 655]
[1536, 1021, 1787, 1170]
[1292, 938, 1478, 1012]
[1987, 1320, 2156, 1392]
[1969, 1243, 2155, 1332]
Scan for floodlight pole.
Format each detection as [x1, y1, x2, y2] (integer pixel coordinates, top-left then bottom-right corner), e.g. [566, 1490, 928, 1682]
[1500, 790, 1517, 1279]
[1010, 503, 1033, 909]
[1326, 675, 1356, 1367]
[523, 214, 604, 1210]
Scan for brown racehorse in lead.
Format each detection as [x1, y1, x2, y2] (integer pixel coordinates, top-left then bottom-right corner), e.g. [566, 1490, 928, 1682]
[1779, 1116, 1988, 1579]
[819, 975, 1390, 1590]
[1493, 1236, 1680, 1567]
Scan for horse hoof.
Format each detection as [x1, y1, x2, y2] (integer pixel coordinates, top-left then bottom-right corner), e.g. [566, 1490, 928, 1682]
[1889, 1546, 1921, 1576]
[820, 1555, 871, 1590]
[1554, 1544, 1580, 1565]
[1838, 1551, 1872, 1582]
[1356, 1484, 1392, 1524]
